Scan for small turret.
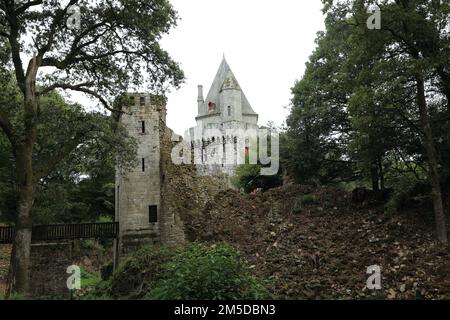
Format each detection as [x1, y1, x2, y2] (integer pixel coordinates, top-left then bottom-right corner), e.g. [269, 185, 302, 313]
[220, 70, 242, 121]
[197, 85, 204, 114]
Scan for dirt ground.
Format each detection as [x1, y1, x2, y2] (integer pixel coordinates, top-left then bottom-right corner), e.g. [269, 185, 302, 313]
[185, 184, 450, 299]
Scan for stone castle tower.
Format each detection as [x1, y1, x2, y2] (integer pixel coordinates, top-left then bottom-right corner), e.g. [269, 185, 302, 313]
[190, 57, 259, 175]
[115, 93, 228, 260]
[115, 94, 169, 255]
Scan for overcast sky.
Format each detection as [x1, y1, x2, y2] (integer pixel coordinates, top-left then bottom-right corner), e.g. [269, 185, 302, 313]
[160, 0, 325, 135]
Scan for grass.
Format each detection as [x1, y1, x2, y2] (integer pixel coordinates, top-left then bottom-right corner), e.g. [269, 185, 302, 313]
[80, 268, 101, 288]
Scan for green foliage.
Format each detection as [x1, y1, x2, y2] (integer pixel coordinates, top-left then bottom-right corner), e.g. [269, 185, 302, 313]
[284, 0, 450, 197]
[283, 20, 355, 185]
[78, 240, 98, 251]
[0, 83, 132, 224]
[145, 243, 270, 300]
[106, 245, 178, 299]
[100, 262, 114, 281]
[83, 280, 114, 300]
[97, 215, 114, 223]
[385, 174, 431, 214]
[0, 293, 27, 300]
[232, 164, 282, 193]
[87, 243, 270, 300]
[80, 268, 101, 289]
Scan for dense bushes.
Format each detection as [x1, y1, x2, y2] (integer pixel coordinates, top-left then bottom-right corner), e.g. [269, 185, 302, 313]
[145, 243, 269, 300]
[385, 174, 432, 214]
[109, 245, 177, 299]
[87, 243, 269, 300]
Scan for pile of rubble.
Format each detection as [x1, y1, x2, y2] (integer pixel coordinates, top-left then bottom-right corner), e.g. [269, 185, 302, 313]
[186, 184, 450, 299]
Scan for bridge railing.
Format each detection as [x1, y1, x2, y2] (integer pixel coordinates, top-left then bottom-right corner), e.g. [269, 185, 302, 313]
[0, 222, 119, 244]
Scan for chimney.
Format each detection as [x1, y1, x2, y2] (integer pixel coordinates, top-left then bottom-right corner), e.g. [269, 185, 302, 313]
[197, 85, 204, 113]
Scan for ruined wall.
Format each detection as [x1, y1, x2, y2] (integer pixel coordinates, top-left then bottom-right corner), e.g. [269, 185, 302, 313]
[159, 121, 228, 246]
[29, 242, 72, 299]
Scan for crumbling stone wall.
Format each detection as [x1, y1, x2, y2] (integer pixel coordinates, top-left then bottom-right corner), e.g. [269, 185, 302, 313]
[159, 121, 228, 246]
[29, 242, 72, 299]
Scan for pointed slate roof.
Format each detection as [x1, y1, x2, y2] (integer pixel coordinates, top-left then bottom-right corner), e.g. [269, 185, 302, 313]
[199, 57, 257, 117]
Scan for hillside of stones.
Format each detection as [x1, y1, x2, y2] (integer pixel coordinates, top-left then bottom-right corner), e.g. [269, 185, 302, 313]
[185, 184, 450, 299]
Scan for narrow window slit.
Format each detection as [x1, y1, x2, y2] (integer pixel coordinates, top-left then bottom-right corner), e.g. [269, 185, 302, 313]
[149, 205, 158, 223]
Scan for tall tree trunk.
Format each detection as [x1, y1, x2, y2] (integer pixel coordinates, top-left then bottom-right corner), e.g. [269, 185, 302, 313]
[6, 151, 35, 296]
[6, 56, 39, 297]
[416, 76, 448, 244]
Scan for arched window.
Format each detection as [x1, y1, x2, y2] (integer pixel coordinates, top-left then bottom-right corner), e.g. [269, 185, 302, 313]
[227, 106, 232, 117]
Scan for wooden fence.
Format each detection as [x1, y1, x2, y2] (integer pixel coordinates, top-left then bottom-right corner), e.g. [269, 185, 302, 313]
[0, 222, 119, 244]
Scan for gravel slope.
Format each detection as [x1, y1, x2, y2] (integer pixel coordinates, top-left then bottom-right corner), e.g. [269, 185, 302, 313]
[186, 184, 450, 299]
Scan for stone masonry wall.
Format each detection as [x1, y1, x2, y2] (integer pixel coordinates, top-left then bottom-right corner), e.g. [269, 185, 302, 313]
[29, 242, 72, 299]
[116, 95, 163, 253]
[159, 121, 228, 246]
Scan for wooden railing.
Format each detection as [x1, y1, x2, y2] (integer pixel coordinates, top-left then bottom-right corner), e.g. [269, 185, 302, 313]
[0, 225, 14, 244]
[0, 222, 119, 244]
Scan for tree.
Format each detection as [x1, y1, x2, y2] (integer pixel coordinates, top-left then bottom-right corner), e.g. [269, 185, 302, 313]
[345, 0, 449, 242]
[286, 0, 448, 243]
[0, 0, 184, 295]
[284, 9, 355, 185]
[0, 89, 122, 225]
[232, 124, 283, 193]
